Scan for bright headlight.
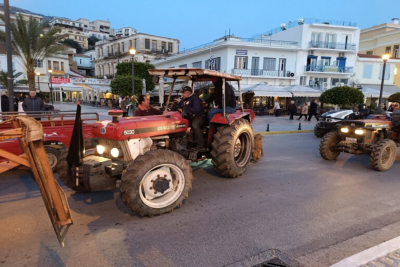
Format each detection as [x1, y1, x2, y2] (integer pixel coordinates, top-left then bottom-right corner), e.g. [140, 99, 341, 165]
[355, 129, 364, 135]
[110, 148, 120, 158]
[96, 145, 105, 155]
[340, 128, 349, 133]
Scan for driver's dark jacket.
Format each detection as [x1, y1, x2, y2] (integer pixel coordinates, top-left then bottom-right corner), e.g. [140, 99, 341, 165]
[173, 94, 204, 117]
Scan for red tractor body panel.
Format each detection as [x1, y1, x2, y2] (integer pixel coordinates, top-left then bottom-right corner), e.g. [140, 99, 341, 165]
[92, 112, 188, 140]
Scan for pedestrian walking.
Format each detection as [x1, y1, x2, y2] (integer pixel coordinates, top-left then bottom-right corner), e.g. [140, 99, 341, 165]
[273, 101, 281, 117]
[288, 100, 297, 120]
[121, 96, 130, 117]
[1, 92, 9, 112]
[307, 99, 319, 121]
[297, 103, 308, 120]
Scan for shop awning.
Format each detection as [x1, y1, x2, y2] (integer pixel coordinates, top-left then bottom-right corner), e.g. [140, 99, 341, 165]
[360, 87, 391, 98]
[88, 84, 111, 93]
[54, 83, 85, 91]
[360, 84, 400, 95]
[284, 85, 322, 97]
[243, 90, 292, 97]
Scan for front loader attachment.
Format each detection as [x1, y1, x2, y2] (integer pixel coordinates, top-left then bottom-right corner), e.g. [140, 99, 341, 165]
[0, 116, 73, 247]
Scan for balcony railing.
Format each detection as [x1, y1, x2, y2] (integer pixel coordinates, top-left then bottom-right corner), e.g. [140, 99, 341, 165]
[149, 48, 171, 54]
[309, 41, 356, 51]
[231, 69, 293, 77]
[304, 65, 353, 73]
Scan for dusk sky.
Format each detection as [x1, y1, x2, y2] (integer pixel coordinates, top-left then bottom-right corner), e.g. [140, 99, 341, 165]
[6, 0, 400, 50]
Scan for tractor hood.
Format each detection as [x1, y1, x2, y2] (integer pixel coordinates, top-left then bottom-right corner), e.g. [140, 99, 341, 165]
[92, 111, 188, 140]
[340, 119, 391, 129]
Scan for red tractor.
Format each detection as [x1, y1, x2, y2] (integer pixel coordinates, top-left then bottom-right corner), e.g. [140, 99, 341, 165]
[59, 68, 263, 217]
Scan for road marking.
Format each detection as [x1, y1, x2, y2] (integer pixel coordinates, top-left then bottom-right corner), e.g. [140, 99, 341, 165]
[331, 236, 400, 267]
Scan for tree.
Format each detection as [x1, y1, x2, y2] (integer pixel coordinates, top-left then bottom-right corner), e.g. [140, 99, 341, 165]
[0, 70, 27, 89]
[388, 92, 400, 104]
[61, 39, 83, 53]
[110, 75, 143, 96]
[319, 86, 364, 108]
[115, 62, 155, 91]
[88, 36, 99, 48]
[0, 14, 66, 91]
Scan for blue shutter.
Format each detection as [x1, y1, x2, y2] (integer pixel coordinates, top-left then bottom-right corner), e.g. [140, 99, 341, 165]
[362, 64, 373, 79]
[378, 64, 390, 80]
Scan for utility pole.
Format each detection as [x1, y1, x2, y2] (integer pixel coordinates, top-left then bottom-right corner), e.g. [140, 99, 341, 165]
[4, 0, 14, 111]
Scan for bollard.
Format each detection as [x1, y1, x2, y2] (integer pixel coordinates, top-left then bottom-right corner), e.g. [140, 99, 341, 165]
[266, 124, 269, 132]
[298, 123, 301, 130]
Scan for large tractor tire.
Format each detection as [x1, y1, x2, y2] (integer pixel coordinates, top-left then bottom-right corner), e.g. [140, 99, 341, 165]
[120, 150, 193, 217]
[314, 125, 326, 138]
[319, 132, 341, 160]
[211, 119, 254, 178]
[56, 149, 86, 192]
[370, 139, 397, 171]
[45, 146, 61, 172]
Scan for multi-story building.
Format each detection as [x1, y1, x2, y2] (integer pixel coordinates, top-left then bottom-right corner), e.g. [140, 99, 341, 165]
[0, 11, 42, 31]
[153, 18, 360, 90]
[49, 17, 89, 50]
[116, 27, 138, 37]
[359, 18, 400, 86]
[94, 33, 179, 78]
[73, 52, 95, 76]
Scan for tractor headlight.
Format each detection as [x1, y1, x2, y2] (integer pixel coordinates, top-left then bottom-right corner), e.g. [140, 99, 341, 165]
[340, 127, 349, 133]
[355, 129, 364, 135]
[110, 148, 120, 158]
[96, 145, 105, 155]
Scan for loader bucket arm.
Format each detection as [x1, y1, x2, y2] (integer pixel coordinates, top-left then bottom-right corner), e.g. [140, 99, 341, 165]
[0, 116, 73, 247]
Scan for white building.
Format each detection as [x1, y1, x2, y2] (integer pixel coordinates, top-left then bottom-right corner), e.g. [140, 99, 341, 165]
[74, 53, 94, 76]
[152, 18, 360, 90]
[116, 27, 138, 37]
[95, 33, 179, 78]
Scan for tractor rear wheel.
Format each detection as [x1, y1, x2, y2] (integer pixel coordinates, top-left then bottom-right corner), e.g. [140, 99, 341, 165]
[120, 150, 193, 217]
[370, 139, 397, 171]
[319, 132, 341, 160]
[314, 125, 326, 138]
[45, 146, 61, 172]
[211, 119, 254, 178]
[56, 149, 86, 192]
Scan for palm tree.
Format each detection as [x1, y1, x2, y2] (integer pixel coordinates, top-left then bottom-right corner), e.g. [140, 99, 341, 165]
[0, 14, 66, 91]
[0, 69, 27, 90]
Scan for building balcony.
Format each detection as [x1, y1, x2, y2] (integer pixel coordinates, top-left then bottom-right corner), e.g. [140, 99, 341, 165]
[308, 41, 356, 51]
[304, 65, 353, 73]
[231, 69, 294, 77]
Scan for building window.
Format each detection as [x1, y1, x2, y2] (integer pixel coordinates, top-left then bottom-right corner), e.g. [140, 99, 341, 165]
[53, 61, 59, 70]
[263, 58, 276, 71]
[278, 58, 286, 73]
[129, 40, 132, 48]
[179, 64, 187, 68]
[299, 76, 307, 85]
[385, 46, 391, 54]
[145, 39, 150, 49]
[161, 42, 166, 53]
[320, 56, 331, 66]
[79, 59, 82, 64]
[206, 57, 221, 70]
[152, 40, 157, 51]
[122, 42, 125, 52]
[48, 60, 51, 69]
[192, 61, 202, 68]
[235, 56, 247, 69]
[61, 62, 64, 71]
[325, 34, 337, 48]
[33, 59, 43, 68]
[362, 64, 373, 79]
[168, 42, 173, 52]
[332, 78, 349, 86]
[366, 51, 373, 55]
[394, 45, 399, 58]
[134, 39, 137, 48]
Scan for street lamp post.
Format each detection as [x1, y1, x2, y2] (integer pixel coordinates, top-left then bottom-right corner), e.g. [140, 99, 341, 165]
[378, 54, 390, 106]
[36, 72, 40, 92]
[129, 48, 137, 97]
[48, 69, 53, 105]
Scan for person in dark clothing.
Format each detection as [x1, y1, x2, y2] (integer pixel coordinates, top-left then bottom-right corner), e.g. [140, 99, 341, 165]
[288, 100, 297, 120]
[207, 80, 236, 122]
[1, 93, 10, 112]
[134, 95, 164, 116]
[173, 86, 206, 149]
[307, 99, 319, 121]
[22, 90, 45, 120]
[13, 96, 18, 111]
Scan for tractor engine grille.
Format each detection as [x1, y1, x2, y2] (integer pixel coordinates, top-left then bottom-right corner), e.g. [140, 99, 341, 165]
[97, 138, 132, 161]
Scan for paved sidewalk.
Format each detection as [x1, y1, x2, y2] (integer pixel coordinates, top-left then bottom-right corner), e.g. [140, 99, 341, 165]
[53, 102, 318, 133]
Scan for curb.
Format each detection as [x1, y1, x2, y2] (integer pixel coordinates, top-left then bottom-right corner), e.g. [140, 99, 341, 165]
[330, 236, 400, 267]
[256, 130, 313, 135]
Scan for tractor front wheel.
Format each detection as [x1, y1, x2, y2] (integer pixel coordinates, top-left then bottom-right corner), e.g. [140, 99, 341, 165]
[45, 146, 61, 172]
[211, 119, 254, 178]
[370, 139, 397, 171]
[319, 132, 341, 160]
[120, 150, 193, 217]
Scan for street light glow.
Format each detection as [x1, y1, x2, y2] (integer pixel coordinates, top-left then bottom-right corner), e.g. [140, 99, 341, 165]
[129, 48, 137, 55]
[36, 72, 40, 76]
[382, 54, 390, 61]
[48, 69, 53, 73]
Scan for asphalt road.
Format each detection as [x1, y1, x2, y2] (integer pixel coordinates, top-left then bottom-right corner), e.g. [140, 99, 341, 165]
[1, 133, 400, 267]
